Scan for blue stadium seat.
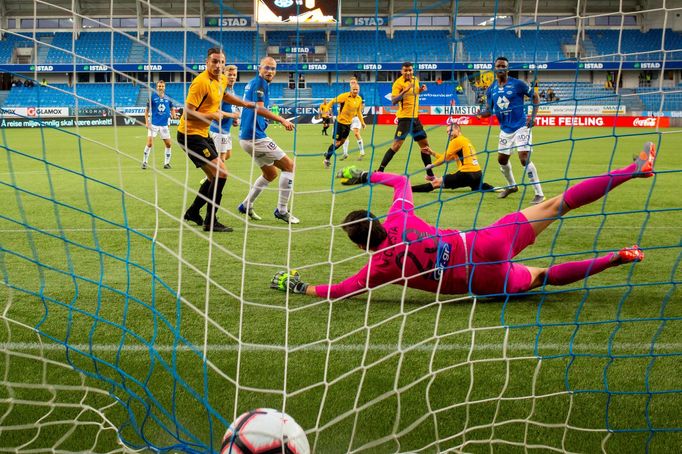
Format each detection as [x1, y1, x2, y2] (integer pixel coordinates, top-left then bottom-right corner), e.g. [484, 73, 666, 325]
[4, 83, 140, 108]
[461, 29, 571, 62]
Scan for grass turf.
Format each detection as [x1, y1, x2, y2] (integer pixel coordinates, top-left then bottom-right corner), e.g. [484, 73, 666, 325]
[1, 123, 681, 452]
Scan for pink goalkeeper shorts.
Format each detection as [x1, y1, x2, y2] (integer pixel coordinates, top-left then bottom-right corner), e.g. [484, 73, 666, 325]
[465, 211, 536, 295]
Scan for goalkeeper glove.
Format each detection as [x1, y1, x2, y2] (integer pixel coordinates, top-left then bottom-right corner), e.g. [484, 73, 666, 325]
[335, 166, 369, 185]
[270, 270, 309, 294]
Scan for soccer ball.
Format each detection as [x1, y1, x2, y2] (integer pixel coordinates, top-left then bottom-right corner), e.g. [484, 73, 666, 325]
[220, 408, 310, 454]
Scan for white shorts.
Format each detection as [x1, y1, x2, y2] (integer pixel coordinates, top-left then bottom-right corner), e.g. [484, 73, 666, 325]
[350, 116, 362, 130]
[210, 131, 232, 154]
[498, 126, 532, 155]
[148, 125, 171, 140]
[239, 138, 286, 168]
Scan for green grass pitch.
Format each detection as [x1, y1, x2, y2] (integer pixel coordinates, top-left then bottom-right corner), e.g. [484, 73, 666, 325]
[1, 122, 681, 453]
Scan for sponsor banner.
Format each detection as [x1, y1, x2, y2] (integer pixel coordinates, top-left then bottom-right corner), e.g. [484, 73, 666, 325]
[280, 47, 312, 54]
[533, 115, 669, 127]
[1, 106, 69, 118]
[536, 105, 626, 115]
[205, 16, 252, 27]
[4, 61, 682, 74]
[376, 114, 669, 127]
[0, 116, 115, 128]
[430, 105, 483, 115]
[116, 106, 147, 116]
[642, 110, 682, 118]
[341, 16, 389, 27]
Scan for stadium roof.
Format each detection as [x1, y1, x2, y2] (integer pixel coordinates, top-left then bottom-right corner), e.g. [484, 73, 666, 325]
[2, 0, 661, 19]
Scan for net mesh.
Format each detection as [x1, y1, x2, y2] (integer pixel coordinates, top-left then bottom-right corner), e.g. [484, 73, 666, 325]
[1, 1, 682, 453]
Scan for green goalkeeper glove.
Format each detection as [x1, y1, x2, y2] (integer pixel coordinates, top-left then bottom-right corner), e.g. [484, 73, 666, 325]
[270, 270, 309, 294]
[335, 166, 369, 185]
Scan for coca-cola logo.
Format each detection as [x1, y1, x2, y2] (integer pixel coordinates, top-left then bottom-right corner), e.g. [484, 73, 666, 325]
[633, 117, 657, 127]
[447, 116, 471, 125]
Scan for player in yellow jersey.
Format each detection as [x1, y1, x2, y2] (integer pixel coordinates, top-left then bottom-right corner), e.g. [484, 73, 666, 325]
[377, 61, 435, 180]
[319, 99, 332, 135]
[322, 83, 366, 168]
[179, 47, 293, 232]
[412, 122, 498, 193]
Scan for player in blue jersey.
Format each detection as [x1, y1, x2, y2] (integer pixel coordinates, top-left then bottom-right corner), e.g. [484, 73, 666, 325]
[142, 80, 177, 169]
[209, 65, 240, 162]
[479, 57, 545, 204]
[238, 56, 299, 224]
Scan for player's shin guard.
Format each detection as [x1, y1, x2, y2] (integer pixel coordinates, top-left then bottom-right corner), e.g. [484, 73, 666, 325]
[357, 139, 364, 154]
[342, 140, 350, 155]
[205, 177, 226, 226]
[324, 144, 336, 160]
[188, 178, 212, 214]
[412, 183, 435, 193]
[420, 152, 434, 177]
[525, 162, 543, 196]
[278, 171, 294, 213]
[378, 149, 396, 172]
[164, 147, 171, 165]
[500, 162, 517, 186]
[546, 254, 616, 286]
[243, 175, 269, 207]
[563, 163, 637, 210]
[143, 146, 151, 164]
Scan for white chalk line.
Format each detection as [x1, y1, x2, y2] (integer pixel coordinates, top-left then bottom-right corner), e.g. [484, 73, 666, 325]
[2, 341, 681, 354]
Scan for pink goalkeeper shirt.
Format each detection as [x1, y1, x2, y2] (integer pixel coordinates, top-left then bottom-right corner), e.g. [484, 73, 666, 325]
[315, 172, 470, 299]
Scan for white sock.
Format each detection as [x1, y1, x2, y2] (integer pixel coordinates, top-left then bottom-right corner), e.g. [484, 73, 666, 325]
[143, 146, 151, 164]
[277, 171, 294, 213]
[342, 140, 349, 155]
[243, 176, 270, 207]
[500, 162, 517, 186]
[525, 161, 544, 196]
[164, 147, 171, 165]
[357, 139, 364, 154]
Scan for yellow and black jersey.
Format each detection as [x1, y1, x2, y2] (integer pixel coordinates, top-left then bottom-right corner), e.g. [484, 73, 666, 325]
[392, 75, 421, 119]
[178, 70, 227, 136]
[432, 134, 481, 173]
[319, 103, 332, 118]
[324, 92, 365, 126]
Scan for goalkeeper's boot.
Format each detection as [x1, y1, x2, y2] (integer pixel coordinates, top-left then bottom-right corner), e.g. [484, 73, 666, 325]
[238, 203, 262, 221]
[203, 219, 233, 232]
[183, 208, 203, 226]
[425, 175, 436, 182]
[497, 186, 519, 199]
[633, 142, 656, 177]
[274, 209, 300, 224]
[616, 245, 644, 264]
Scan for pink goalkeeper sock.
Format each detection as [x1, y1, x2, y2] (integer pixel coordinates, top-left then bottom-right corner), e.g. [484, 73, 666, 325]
[546, 253, 616, 286]
[563, 163, 636, 210]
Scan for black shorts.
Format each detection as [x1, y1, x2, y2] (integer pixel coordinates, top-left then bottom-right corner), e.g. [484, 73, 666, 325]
[177, 131, 219, 168]
[334, 123, 352, 141]
[442, 171, 493, 191]
[322, 116, 331, 126]
[394, 118, 427, 141]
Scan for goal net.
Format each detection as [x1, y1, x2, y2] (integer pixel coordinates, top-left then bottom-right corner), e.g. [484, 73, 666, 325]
[1, 1, 681, 452]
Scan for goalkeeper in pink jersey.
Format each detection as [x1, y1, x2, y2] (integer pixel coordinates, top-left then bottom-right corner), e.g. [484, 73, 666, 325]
[272, 142, 656, 299]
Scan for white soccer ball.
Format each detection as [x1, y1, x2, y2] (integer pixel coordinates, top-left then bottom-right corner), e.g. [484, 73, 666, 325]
[220, 408, 310, 454]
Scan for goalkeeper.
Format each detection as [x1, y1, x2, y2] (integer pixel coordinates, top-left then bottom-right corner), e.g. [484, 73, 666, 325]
[412, 122, 498, 193]
[272, 143, 655, 299]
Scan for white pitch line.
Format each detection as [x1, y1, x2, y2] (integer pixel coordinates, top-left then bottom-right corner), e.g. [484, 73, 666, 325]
[2, 342, 681, 353]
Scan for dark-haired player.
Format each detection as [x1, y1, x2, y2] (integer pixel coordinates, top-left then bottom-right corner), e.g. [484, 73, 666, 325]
[479, 56, 544, 204]
[376, 61, 435, 180]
